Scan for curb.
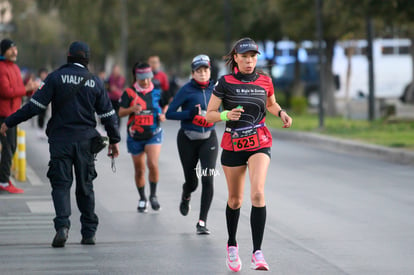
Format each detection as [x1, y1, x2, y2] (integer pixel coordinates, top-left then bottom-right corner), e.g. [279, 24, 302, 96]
[271, 129, 414, 165]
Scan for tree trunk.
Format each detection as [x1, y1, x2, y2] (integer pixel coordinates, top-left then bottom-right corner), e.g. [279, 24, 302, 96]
[323, 38, 337, 116]
[291, 47, 305, 98]
[120, 0, 128, 78]
[345, 43, 355, 118]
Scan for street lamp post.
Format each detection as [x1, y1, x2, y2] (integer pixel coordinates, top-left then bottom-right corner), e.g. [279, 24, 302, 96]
[366, 16, 375, 121]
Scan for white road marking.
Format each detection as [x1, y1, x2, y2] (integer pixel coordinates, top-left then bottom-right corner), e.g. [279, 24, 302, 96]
[26, 164, 45, 186]
[26, 200, 55, 214]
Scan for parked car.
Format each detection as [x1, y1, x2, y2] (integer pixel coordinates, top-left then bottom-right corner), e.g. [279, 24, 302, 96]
[271, 59, 322, 107]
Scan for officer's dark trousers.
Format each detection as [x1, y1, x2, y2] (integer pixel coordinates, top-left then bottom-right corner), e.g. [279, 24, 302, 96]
[47, 139, 98, 238]
[0, 117, 17, 183]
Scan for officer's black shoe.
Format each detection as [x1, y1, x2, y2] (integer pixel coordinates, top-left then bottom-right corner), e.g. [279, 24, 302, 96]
[52, 227, 69, 248]
[81, 235, 96, 245]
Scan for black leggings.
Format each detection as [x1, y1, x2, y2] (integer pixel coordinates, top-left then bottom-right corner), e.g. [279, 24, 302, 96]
[177, 129, 218, 222]
[0, 118, 17, 182]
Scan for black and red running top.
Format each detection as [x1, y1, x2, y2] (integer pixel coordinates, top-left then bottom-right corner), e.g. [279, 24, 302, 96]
[213, 70, 274, 151]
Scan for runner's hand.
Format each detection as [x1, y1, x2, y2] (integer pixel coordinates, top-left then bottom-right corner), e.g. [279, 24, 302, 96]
[229, 107, 244, 121]
[131, 104, 142, 114]
[159, 113, 166, 122]
[280, 112, 292, 128]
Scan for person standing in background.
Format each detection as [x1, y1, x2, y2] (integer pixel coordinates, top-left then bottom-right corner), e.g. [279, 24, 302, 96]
[0, 39, 38, 194]
[107, 64, 126, 127]
[36, 67, 49, 138]
[148, 55, 171, 103]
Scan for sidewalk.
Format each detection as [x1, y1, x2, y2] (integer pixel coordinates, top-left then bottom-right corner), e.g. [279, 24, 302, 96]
[272, 129, 414, 165]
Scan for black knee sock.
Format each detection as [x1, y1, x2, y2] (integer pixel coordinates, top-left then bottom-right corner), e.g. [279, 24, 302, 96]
[226, 204, 240, 247]
[138, 186, 146, 201]
[150, 182, 157, 197]
[251, 205, 266, 253]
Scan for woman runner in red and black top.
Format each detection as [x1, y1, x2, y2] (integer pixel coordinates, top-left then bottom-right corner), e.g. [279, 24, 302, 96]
[206, 37, 292, 272]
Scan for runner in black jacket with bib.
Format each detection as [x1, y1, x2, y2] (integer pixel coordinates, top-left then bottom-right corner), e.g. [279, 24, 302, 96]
[0, 41, 120, 248]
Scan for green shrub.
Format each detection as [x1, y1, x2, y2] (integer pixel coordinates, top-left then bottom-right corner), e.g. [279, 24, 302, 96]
[275, 91, 288, 108]
[290, 96, 307, 115]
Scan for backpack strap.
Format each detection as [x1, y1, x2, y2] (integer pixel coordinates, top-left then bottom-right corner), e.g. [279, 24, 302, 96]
[125, 87, 147, 110]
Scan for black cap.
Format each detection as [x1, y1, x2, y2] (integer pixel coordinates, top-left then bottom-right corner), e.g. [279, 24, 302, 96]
[1, 39, 15, 56]
[235, 38, 260, 54]
[68, 41, 90, 59]
[191, 54, 211, 71]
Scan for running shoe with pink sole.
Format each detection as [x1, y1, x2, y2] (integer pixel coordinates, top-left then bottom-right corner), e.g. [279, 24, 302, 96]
[226, 244, 242, 272]
[251, 250, 269, 271]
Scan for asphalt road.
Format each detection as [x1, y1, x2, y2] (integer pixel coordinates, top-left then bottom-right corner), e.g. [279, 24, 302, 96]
[0, 118, 413, 275]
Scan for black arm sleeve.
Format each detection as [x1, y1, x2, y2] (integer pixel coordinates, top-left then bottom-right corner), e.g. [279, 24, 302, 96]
[95, 79, 121, 144]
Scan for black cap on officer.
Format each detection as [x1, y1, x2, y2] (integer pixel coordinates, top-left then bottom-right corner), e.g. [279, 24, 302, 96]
[67, 41, 90, 67]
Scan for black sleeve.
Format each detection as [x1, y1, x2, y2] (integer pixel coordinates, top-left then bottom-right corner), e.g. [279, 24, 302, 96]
[159, 90, 170, 108]
[119, 91, 131, 108]
[94, 78, 121, 144]
[213, 76, 226, 99]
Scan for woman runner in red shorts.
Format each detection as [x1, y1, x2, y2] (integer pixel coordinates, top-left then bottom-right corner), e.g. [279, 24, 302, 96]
[206, 37, 292, 272]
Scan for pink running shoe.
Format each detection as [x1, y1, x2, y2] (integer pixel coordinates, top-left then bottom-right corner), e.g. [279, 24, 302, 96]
[251, 250, 269, 271]
[226, 244, 242, 272]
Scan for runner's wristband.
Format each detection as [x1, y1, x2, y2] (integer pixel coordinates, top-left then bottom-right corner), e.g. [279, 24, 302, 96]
[278, 109, 285, 117]
[220, 110, 230, 121]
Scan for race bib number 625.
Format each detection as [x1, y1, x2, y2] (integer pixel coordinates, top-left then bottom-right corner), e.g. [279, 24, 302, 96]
[231, 128, 260, 152]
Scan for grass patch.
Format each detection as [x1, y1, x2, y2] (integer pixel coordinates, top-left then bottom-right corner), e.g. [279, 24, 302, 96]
[266, 112, 414, 150]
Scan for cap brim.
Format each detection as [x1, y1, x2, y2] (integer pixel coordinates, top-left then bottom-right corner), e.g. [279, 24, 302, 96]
[237, 49, 260, 54]
[136, 72, 153, 80]
[192, 61, 210, 71]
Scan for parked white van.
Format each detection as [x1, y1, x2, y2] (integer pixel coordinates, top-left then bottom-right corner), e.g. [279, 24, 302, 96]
[333, 38, 412, 100]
